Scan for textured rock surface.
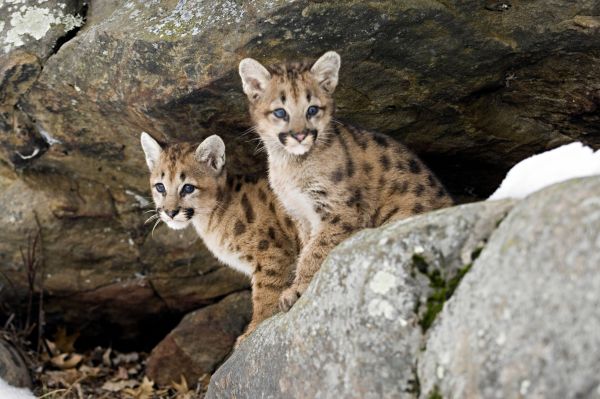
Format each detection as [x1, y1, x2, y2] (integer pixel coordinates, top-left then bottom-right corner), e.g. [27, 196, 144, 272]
[1, 0, 600, 345]
[0, 339, 31, 388]
[207, 177, 600, 398]
[207, 200, 513, 399]
[419, 176, 600, 399]
[146, 291, 251, 386]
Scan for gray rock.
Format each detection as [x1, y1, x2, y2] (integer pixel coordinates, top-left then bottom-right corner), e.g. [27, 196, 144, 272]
[419, 176, 600, 399]
[207, 200, 513, 399]
[0, 339, 31, 388]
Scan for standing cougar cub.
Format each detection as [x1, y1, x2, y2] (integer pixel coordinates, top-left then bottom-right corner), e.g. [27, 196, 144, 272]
[239, 51, 453, 311]
[140, 133, 299, 343]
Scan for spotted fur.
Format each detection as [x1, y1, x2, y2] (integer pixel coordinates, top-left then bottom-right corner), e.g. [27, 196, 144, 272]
[140, 133, 299, 344]
[239, 51, 454, 311]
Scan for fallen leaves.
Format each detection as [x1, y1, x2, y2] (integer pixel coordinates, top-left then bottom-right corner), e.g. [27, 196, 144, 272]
[33, 327, 207, 398]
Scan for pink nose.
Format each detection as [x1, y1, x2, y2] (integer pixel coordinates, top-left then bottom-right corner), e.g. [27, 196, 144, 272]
[291, 132, 307, 143]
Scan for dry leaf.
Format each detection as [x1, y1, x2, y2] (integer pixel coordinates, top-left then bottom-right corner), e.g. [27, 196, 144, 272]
[124, 376, 154, 399]
[44, 369, 80, 387]
[172, 375, 192, 399]
[172, 375, 189, 392]
[113, 352, 139, 365]
[54, 326, 80, 353]
[102, 347, 112, 367]
[101, 379, 138, 392]
[117, 366, 129, 380]
[51, 353, 83, 370]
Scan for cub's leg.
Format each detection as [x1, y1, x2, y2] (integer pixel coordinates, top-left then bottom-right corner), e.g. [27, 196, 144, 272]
[236, 262, 293, 347]
[279, 219, 356, 312]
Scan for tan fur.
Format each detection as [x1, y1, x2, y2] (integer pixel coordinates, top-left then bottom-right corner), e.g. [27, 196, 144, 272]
[140, 133, 299, 344]
[239, 52, 454, 310]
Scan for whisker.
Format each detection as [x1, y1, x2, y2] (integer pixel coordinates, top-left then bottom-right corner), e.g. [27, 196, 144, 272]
[144, 214, 159, 225]
[151, 219, 161, 237]
[144, 209, 158, 214]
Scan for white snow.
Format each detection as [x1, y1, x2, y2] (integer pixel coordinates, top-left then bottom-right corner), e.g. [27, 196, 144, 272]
[0, 378, 35, 399]
[488, 142, 600, 200]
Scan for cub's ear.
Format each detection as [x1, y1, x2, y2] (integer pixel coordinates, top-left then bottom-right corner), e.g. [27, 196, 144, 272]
[239, 58, 271, 102]
[311, 51, 341, 93]
[196, 135, 226, 175]
[140, 132, 162, 171]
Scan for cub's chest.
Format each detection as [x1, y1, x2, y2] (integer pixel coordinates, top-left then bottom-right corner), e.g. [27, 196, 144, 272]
[269, 170, 321, 233]
[194, 224, 253, 276]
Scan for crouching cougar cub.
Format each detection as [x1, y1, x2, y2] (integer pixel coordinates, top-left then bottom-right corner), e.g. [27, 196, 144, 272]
[140, 133, 299, 343]
[239, 51, 454, 311]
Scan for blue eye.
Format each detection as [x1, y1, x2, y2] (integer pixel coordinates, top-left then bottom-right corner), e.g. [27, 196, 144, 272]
[306, 106, 319, 117]
[273, 108, 287, 119]
[182, 184, 195, 194]
[155, 183, 165, 193]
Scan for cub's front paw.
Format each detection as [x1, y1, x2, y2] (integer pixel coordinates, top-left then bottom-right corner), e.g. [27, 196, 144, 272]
[279, 285, 306, 312]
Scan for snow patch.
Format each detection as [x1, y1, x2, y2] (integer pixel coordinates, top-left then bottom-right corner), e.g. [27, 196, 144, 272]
[0, 378, 35, 399]
[489, 142, 600, 200]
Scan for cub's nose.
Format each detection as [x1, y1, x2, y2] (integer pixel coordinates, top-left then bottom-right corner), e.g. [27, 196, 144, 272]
[165, 208, 180, 218]
[291, 131, 307, 143]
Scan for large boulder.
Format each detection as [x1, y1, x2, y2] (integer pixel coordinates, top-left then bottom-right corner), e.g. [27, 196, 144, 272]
[419, 176, 600, 399]
[207, 176, 600, 399]
[207, 199, 514, 399]
[146, 291, 252, 386]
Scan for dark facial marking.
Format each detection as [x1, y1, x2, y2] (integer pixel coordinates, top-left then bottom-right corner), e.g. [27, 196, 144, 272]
[180, 172, 186, 181]
[269, 202, 277, 214]
[396, 161, 405, 171]
[234, 220, 246, 236]
[278, 133, 288, 145]
[241, 194, 255, 223]
[161, 171, 165, 179]
[284, 216, 294, 227]
[330, 215, 341, 225]
[235, 182, 242, 192]
[363, 162, 373, 174]
[280, 91, 286, 103]
[255, 263, 262, 272]
[413, 203, 424, 214]
[306, 90, 311, 102]
[268, 227, 276, 240]
[258, 240, 270, 251]
[185, 208, 195, 220]
[409, 159, 422, 174]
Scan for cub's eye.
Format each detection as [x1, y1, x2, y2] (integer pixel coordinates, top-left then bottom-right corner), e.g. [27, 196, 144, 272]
[155, 183, 165, 193]
[273, 108, 287, 119]
[306, 106, 319, 117]
[181, 184, 195, 194]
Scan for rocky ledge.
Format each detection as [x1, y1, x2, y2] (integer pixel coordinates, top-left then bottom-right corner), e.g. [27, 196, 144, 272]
[207, 176, 600, 399]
